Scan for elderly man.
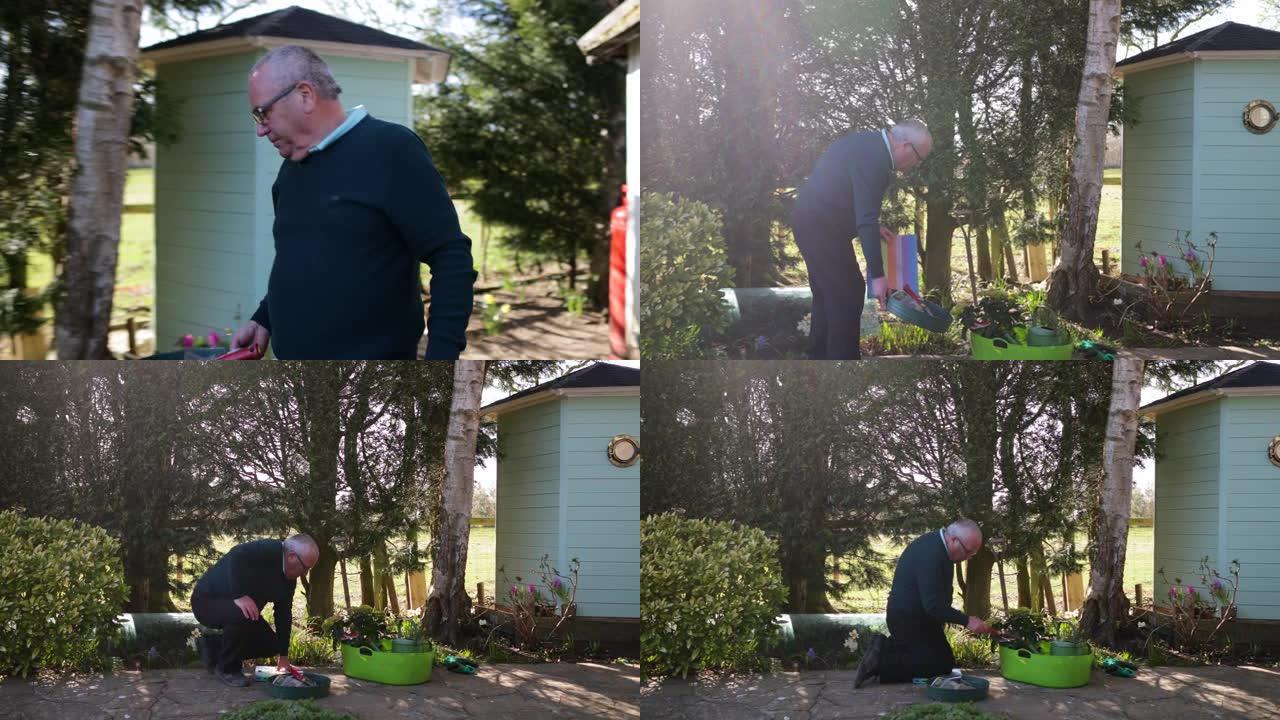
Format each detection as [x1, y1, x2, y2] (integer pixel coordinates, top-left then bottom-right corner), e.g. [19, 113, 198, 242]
[192, 534, 318, 686]
[232, 45, 476, 360]
[790, 119, 933, 359]
[853, 519, 992, 687]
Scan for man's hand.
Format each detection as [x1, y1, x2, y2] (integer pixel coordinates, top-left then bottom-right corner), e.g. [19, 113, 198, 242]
[869, 276, 891, 310]
[231, 320, 270, 354]
[966, 616, 992, 635]
[276, 656, 294, 673]
[880, 225, 896, 246]
[233, 595, 260, 621]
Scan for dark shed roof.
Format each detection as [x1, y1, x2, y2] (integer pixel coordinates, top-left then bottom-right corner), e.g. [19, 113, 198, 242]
[143, 5, 443, 54]
[482, 363, 639, 414]
[1117, 21, 1280, 69]
[1142, 362, 1280, 413]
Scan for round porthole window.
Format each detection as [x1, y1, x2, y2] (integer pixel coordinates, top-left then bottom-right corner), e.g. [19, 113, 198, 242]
[1269, 435, 1280, 469]
[1242, 100, 1278, 134]
[608, 434, 639, 467]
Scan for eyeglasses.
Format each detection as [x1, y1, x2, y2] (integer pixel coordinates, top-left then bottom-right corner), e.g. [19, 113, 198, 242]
[906, 141, 925, 166]
[954, 535, 974, 559]
[290, 550, 314, 573]
[251, 82, 300, 126]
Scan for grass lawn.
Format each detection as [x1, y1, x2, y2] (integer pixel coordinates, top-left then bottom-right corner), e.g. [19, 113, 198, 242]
[172, 526, 497, 623]
[832, 524, 1153, 615]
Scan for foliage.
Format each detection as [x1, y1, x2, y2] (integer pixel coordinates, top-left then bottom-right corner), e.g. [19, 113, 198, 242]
[638, 193, 733, 359]
[1121, 0, 1232, 53]
[322, 605, 391, 650]
[480, 293, 512, 336]
[885, 705, 1004, 720]
[287, 628, 337, 666]
[989, 608, 1052, 653]
[780, 622, 883, 671]
[1155, 556, 1241, 654]
[419, 0, 625, 299]
[956, 295, 1025, 342]
[218, 700, 358, 720]
[0, 511, 129, 677]
[495, 553, 579, 651]
[945, 626, 995, 668]
[1124, 232, 1218, 331]
[862, 321, 966, 357]
[641, 513, 788, 678]
[559, 283, 588, 316]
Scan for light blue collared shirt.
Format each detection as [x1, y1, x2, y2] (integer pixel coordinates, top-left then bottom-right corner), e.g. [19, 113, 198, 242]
[881, 128, 896, 171]
[308, 105, 368, 155]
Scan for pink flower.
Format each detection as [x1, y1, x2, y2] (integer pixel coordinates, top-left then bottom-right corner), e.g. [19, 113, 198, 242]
[181, 334, 194, 347]
[528, 583, 536, 595]
[1139, 256, 1149, 268]
[510, 585, 518, 596]
[1158, 255, 1168, 266]
[208, 331, 221, 347]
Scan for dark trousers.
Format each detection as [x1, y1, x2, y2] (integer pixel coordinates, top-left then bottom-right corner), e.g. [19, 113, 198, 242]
[791, 212, 866, 359]
[191, 591, 279, 673]
[877, 611, 956, 683]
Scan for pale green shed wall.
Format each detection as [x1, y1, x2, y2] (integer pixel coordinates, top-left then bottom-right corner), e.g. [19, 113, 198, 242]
[561, 395, 640, 619]
[1154, 394, 1280, 620]
[1152, 398, 1221, 606]
[1120, 62, 1194, 281]
[155, 50, 415, 347]
[494, 394, 640, 619]
[495, 400, 563, 606]
[1219, 395, 1280, 619]
[1121, 59, 1280, 292]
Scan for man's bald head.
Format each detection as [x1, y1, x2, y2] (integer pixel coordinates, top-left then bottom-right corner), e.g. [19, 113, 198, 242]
[250, 45, 342, 100]
[283, 533, 319, 579]
[887, 118, 933, 171]
[943, 518, 982, 562]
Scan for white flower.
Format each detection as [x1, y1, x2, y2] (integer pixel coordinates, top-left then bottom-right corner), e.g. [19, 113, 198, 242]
[844, 630, 859, 653]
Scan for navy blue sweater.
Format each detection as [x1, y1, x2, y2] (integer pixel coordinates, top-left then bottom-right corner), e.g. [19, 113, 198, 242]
[791, 130, 894, 279]
[886, 531, 969, 626]
[251, 114, 476, 359]
[194, 539, 297, 655]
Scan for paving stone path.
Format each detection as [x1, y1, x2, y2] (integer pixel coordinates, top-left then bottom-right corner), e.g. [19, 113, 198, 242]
[641, 665, 1280, 719]
[1, 661, 639, 720]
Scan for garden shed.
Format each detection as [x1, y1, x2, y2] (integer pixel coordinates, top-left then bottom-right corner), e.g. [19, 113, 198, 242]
[1115, 22, 1280, 294]
[139, 6, 450, 349]
[1141, 362, 1280, 627]
[480, 363, 639, 645]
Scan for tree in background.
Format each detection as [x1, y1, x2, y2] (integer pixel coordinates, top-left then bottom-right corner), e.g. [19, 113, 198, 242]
[420, 0, 626, 307]
[1047, 0, 1121, 323]
[1121, 0, 1233, 52]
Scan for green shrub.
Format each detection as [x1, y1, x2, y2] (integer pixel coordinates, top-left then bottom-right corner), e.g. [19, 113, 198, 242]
[0, 511, 128, 677]
[641, 513, 787, 678]
[288, 627, 337, 666]
[945, 625, 995, 668]
[639, 193, 734, 359]
[220, 700, 358, 720]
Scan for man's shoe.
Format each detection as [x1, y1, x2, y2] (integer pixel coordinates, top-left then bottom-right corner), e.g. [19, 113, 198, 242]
[216, 669, 250, 687]
[853, 632, 885, 689]
[196, 635, 216, 674]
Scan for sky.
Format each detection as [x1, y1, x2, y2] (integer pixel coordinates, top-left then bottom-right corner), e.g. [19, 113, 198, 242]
[1120, 0, 1276, 59]
[472, 360, 639, 494]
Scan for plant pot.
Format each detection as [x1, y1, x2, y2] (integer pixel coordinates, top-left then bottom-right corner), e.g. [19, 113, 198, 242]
[1049, 640, 1085, 656]
[391, 638, 427, 653]
[1027, 325, 1063, 347]
[1000, 643, 1093, 688]
[341, 642, 434, 685]
[971, 327, 1074, 360]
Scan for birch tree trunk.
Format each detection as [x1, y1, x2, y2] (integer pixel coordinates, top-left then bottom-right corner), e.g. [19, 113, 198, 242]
[1080, 353, 1144, 646]
[1047, 0, 1120, 324]
[57, 0, 143, 358]
[426, 360, 487, 645]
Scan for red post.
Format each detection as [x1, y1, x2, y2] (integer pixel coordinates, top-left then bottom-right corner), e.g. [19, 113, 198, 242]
[609, 184, 628, 358]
